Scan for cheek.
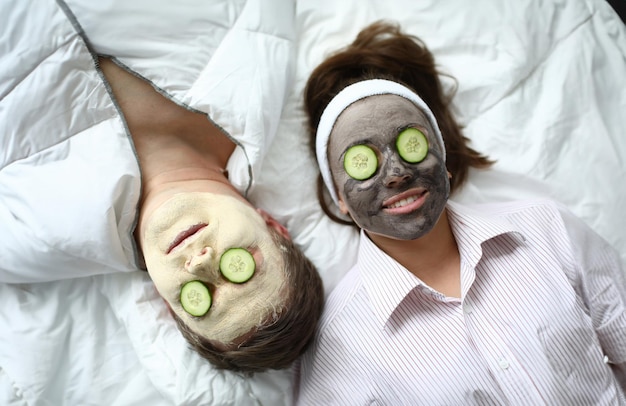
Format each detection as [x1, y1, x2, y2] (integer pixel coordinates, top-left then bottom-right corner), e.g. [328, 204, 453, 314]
[249, 247, 267, 274]
[144, 254, 183, 302]
[412, 152, 447, 183]
[342, 179, 378, 208]
[149, 269, 178, 300]
[425, 159, 450, 192]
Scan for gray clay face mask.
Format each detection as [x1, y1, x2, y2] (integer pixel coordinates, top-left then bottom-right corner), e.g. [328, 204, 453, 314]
[328, 94, 450, 240]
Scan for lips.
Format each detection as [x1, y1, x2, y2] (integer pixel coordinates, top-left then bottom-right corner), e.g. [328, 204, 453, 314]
[382, 188, 427, 214]
[167, 223, 207, 254]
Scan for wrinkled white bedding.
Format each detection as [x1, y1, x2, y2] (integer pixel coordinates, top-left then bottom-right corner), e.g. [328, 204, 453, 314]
[1, 0, 624, 405]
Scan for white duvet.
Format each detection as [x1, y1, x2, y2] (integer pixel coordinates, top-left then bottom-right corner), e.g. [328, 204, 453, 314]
[1, 0, 624, 405]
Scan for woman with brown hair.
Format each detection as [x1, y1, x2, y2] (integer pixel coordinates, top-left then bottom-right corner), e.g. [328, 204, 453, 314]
[296, 21, 626, 404]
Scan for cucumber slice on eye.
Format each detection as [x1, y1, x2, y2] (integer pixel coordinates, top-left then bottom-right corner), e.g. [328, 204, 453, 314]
[396, 128, 428, 163]
[343, 145, 378, 180]
[180, 281, 212, 316]
[220, 248, 256, 283]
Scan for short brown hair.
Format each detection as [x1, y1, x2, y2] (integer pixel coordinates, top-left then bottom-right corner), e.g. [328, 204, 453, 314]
[172, 228, 324, 373]
[304, 21, 493, 224]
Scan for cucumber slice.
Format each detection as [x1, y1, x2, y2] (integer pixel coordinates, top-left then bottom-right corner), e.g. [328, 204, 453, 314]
[343, 145, 378, 180]
[180, 281, 212, 316]
[396, 128, 428, 163]
[220, 248, 256, 283]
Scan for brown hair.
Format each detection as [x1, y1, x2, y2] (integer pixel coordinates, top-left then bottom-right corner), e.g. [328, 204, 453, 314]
[172, 228, 324, 373]
[304, 21, 493, 224]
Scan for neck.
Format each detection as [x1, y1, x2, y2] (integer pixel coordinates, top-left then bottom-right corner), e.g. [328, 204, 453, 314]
[368, 208, 461, 297]
[98, 56, 241, 251]
[135, 137, 240, 244]
[138, 137, 231, 200]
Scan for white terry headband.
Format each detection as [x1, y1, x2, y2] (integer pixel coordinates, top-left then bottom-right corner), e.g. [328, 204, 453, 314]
[315, 79, 446, 206]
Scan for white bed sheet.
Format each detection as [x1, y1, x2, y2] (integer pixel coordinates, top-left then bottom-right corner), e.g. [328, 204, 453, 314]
[1, 0, 625, 405]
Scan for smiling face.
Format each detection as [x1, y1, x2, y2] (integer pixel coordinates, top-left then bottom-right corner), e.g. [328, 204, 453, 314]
[328, 94, 450, 240]
[140, 192, 286, 344]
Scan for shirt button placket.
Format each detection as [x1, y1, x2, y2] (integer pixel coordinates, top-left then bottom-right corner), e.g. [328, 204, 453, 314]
[498, 358, 510, 370]
[460, 297, 543, 403]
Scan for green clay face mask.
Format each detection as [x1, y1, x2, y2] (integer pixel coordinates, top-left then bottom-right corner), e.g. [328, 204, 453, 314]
[140, 192, 286, 344]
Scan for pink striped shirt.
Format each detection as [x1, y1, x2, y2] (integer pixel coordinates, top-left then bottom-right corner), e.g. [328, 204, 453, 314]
[296, 200, 626, 405]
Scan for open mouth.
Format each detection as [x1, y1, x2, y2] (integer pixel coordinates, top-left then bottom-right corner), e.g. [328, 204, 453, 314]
[382, 188, 428, 214]
[167, 223, 207, 254]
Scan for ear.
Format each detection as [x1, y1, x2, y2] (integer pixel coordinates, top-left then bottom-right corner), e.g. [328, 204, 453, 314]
[257, 208, 291, 240]
[338, 197, 350, 215]
[162, 298, 174, 314]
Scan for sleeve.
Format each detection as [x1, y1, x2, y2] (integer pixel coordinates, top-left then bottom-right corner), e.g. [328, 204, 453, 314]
[558, 204, 626, 390]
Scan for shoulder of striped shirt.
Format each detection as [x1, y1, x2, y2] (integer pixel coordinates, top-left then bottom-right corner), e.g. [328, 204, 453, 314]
[484, 198, 585, 277]
[463, 198, 563, 217]
[482, 198, 574, 242]
[451, 198, 567, 238]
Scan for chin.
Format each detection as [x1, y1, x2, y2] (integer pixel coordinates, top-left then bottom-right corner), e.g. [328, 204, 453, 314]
[367, 224, 432, 241]
[390, 229, 432, 241]
[368, 215, 438, 241]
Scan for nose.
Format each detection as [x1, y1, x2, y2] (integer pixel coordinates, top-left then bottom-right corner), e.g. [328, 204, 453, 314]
[382, 154, 412, 188]
[184, 246, 215, 275]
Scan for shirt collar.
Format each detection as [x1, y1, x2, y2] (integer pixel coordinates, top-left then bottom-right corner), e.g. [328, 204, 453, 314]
[357, 201, 526, 329]
[357, 230, 421, 329]
[446, 200, 526, 266]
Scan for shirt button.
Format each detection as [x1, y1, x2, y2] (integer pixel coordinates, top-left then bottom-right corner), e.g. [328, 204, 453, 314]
[498, 358, 510, 370]
[463, 303, 473, 314]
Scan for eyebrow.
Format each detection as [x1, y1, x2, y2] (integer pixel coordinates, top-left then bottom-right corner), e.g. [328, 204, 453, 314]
[397, 122, 427, 133]
[396, 123, 412, 133]
[344, 137, 375, 151]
